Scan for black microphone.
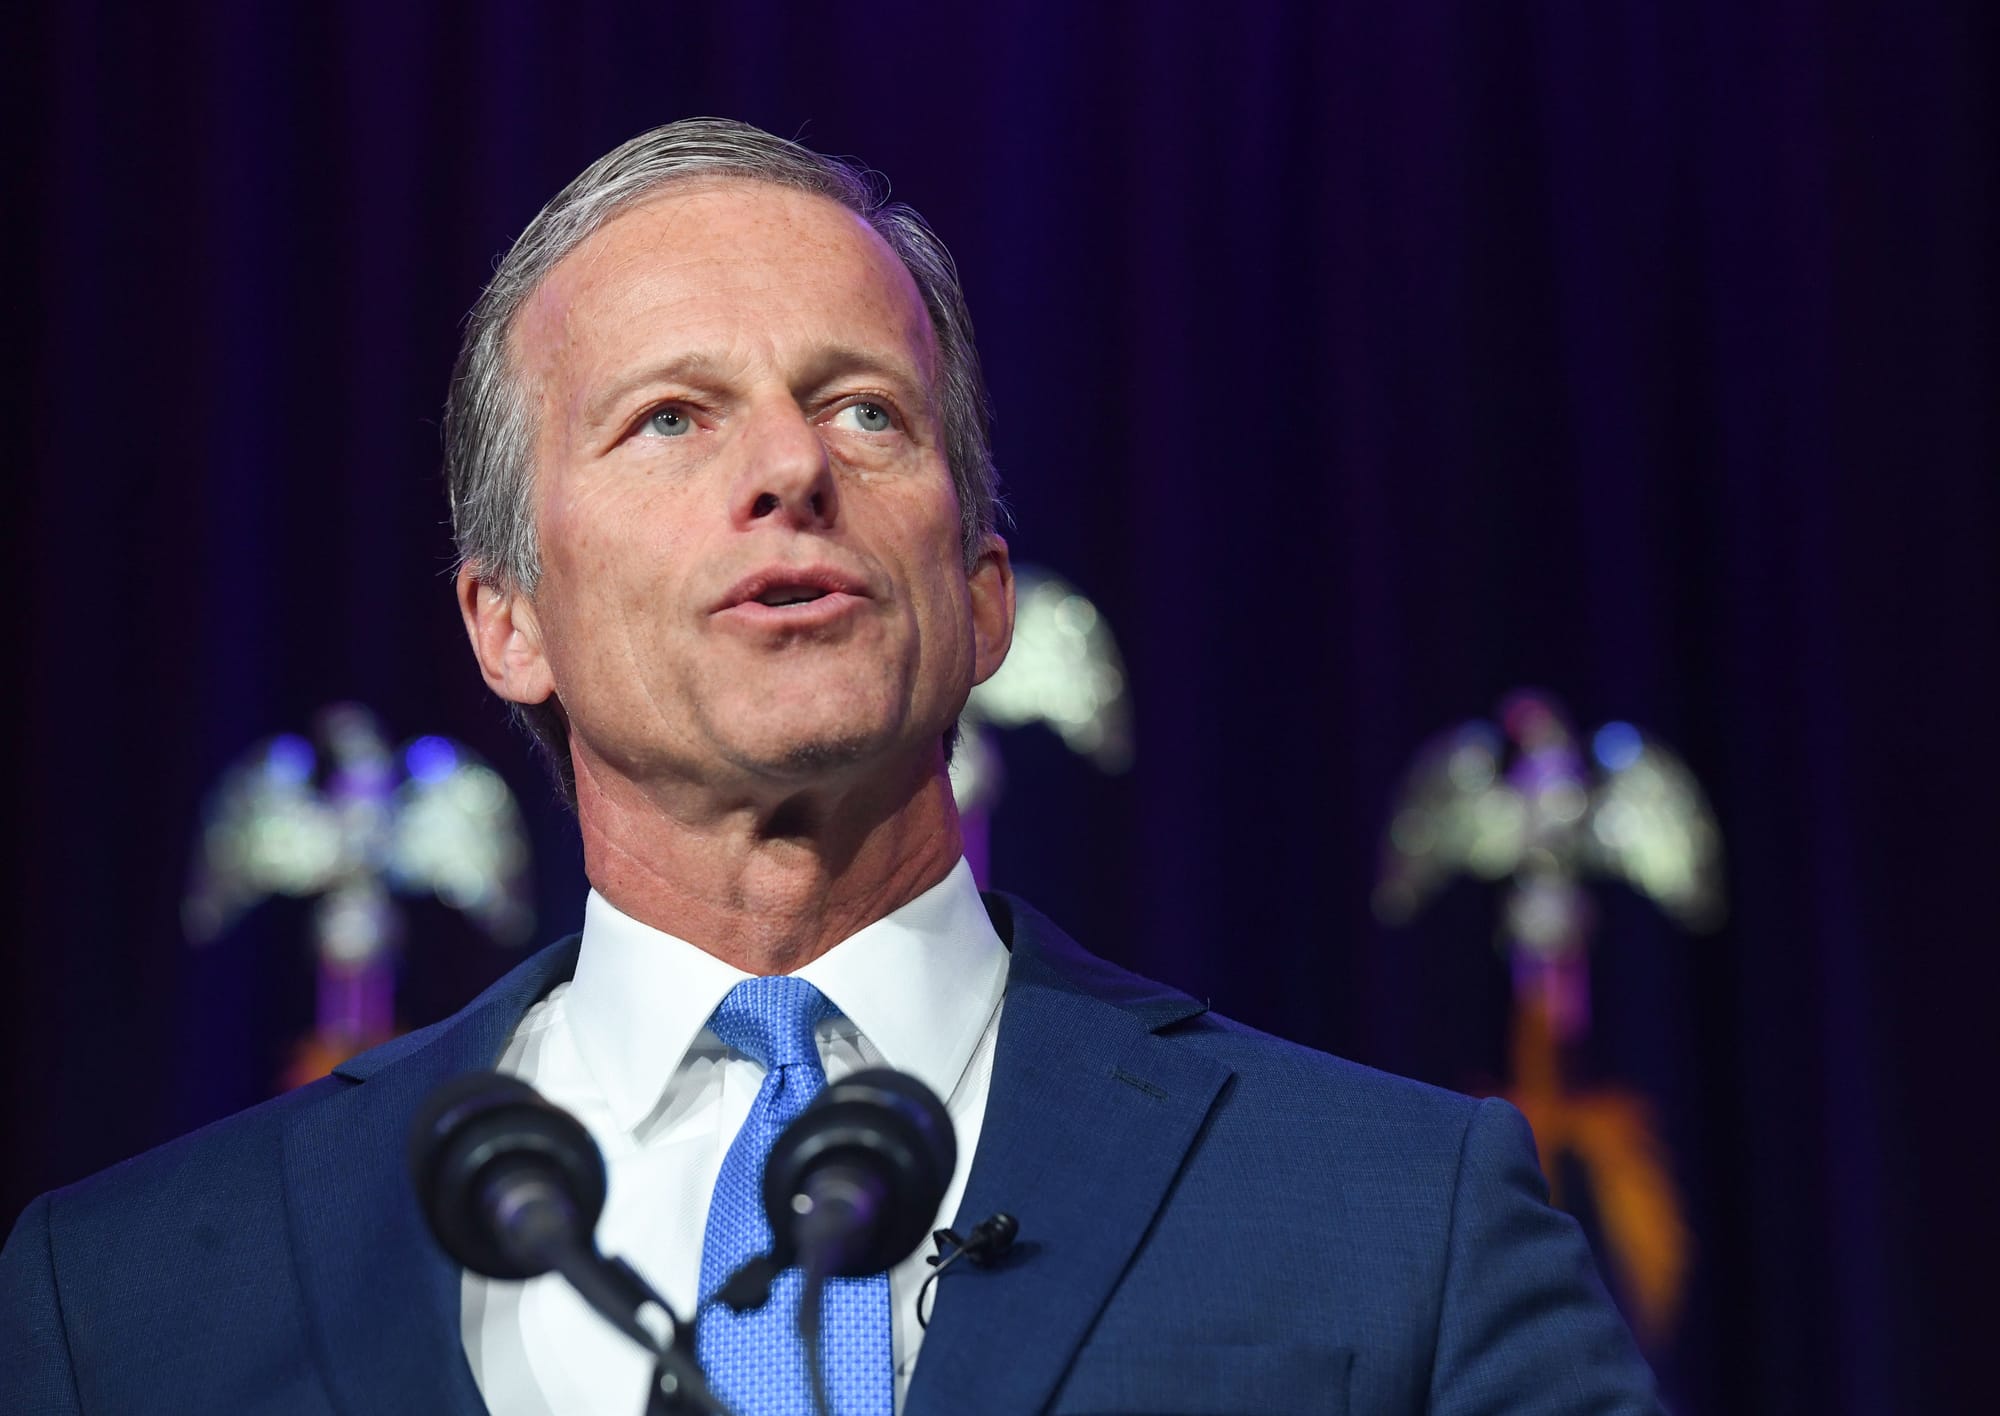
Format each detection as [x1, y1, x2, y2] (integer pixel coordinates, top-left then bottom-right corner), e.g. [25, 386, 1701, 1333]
[917, 1212, 1019, 1327]
[409, 1072, 734, 1415]
[408, 1071, 608, 1281]
[945, 1212, 1020, 1267]
[710, 1068, 954, 1416]
[761, 1067, 957, 1282]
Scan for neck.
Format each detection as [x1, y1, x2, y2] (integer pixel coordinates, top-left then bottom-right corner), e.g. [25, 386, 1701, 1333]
[572, 749, 965, 974]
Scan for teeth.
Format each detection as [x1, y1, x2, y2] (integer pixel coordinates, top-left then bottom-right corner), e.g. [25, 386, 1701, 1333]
[758, 587, 828, 607]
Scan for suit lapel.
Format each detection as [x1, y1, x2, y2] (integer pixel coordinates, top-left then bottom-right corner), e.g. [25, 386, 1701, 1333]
[905, 898, 1229, 1416]
[275, 899, 1222, 1416]
[280, 937, 583, 1416]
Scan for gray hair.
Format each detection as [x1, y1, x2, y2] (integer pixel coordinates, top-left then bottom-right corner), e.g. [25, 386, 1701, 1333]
[442, 118, 1000, 803]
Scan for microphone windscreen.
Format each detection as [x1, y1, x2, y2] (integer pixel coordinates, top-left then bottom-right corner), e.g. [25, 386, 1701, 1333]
[760, 1067, 957, 1276]
[407, 1070, 608, 1279]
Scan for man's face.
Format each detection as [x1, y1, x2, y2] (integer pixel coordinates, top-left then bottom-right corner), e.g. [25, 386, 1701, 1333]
[476, 180, 1011, 803]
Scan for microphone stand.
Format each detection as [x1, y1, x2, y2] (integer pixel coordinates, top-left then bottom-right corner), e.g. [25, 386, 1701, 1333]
[498, 1174, 733, 1416]
[595, 1257, 725, 1416]
[567, 1247, 729, 1416]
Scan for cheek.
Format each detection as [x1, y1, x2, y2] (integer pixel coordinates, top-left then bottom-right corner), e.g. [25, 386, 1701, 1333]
[889, 492, 975, 640]
[907, 555, 977, 672]
[543, 478, 694, 597]
[534, 493, 703, 707]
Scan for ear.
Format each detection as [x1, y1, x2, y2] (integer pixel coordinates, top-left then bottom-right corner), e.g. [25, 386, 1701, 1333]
[456, 563, 557, 706]
[968, 533, 1015, 686]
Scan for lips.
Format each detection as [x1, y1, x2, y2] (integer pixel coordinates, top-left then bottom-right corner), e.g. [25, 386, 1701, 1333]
[755, 586, 830, 607]
[714, 564, 872, 626]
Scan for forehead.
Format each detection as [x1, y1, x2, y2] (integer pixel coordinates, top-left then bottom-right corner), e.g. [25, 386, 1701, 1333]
[511, 178, 939, 396]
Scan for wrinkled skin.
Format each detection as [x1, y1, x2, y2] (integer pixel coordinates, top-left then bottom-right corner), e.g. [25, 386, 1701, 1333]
[459, 179, 1013, 969]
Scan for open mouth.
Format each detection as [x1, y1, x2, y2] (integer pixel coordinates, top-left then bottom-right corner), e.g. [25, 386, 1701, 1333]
[720, 565, 870, 616]
[755, 586, 833, 608]
[715, 567, 870, 627]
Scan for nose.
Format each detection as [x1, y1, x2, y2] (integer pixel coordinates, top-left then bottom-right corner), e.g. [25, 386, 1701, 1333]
[732, 399, 839, 531]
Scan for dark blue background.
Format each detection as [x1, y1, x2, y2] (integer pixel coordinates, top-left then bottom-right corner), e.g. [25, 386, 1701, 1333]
[8, 3, 1997, 1411]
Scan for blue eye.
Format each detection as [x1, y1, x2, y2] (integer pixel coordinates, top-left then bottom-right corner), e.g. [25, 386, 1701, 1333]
[836, 402, 893, 433]
[644, 408, 693, 437]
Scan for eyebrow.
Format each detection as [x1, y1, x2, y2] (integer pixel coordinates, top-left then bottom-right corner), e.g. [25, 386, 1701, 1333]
[793, 345, 935, 409]
[580, 351, 734, 432]
[580, 344, 936, 435]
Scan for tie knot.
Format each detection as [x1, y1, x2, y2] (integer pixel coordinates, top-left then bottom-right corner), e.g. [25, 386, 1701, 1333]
[708, 976, 838, 1071]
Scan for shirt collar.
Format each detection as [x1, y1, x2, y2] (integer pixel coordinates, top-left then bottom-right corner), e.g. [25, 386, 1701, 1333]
[566, 858, 1007, 1134]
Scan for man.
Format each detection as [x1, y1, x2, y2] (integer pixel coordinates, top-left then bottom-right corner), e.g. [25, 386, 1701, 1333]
[1, 119, 1661, 1414]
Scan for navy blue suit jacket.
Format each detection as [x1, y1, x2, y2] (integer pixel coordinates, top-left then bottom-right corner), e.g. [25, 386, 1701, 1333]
[2, 894, 1660, 1414]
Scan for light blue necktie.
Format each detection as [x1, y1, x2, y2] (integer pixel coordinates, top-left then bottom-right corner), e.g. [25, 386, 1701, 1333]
[697, 977, 894, 1416]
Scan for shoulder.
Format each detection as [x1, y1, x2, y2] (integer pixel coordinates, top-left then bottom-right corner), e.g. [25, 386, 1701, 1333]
[2, 933, 585, 1409]
[1172, 1008, 1527, 1234]
[1185, 1006, 1482, 1122]
[39, 1073, 343, 1237]
[16, 931, 583, 1244]
[987, 889, 1499, 1168]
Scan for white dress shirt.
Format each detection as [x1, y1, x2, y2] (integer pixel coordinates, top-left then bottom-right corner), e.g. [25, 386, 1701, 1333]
[462, 859, 1008, 1416]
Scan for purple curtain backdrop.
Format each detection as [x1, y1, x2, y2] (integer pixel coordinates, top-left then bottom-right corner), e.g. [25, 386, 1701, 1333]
[8, 3, 1997, 1412]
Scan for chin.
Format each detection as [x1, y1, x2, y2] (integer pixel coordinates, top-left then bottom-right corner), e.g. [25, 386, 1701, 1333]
[705, 673, 956, 786]
[770, 722, 878, 768]
[730, 716, 946, 792]
[717, 705, 890, 775]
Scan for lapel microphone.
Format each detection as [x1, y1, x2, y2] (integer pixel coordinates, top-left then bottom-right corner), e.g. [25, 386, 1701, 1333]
[916, 1211, 1020, 1328]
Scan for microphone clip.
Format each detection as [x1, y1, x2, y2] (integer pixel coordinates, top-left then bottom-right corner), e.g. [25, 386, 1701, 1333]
[917, 1212, 1019, 1328]
[712, 1251, 788, 1315]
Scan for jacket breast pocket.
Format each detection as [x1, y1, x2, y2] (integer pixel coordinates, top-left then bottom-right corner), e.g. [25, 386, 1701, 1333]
[1049, 1340, 1353, 1415]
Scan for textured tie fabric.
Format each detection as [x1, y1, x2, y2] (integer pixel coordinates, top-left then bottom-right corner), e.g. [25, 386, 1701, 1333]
[697, 978, 894, 1416]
